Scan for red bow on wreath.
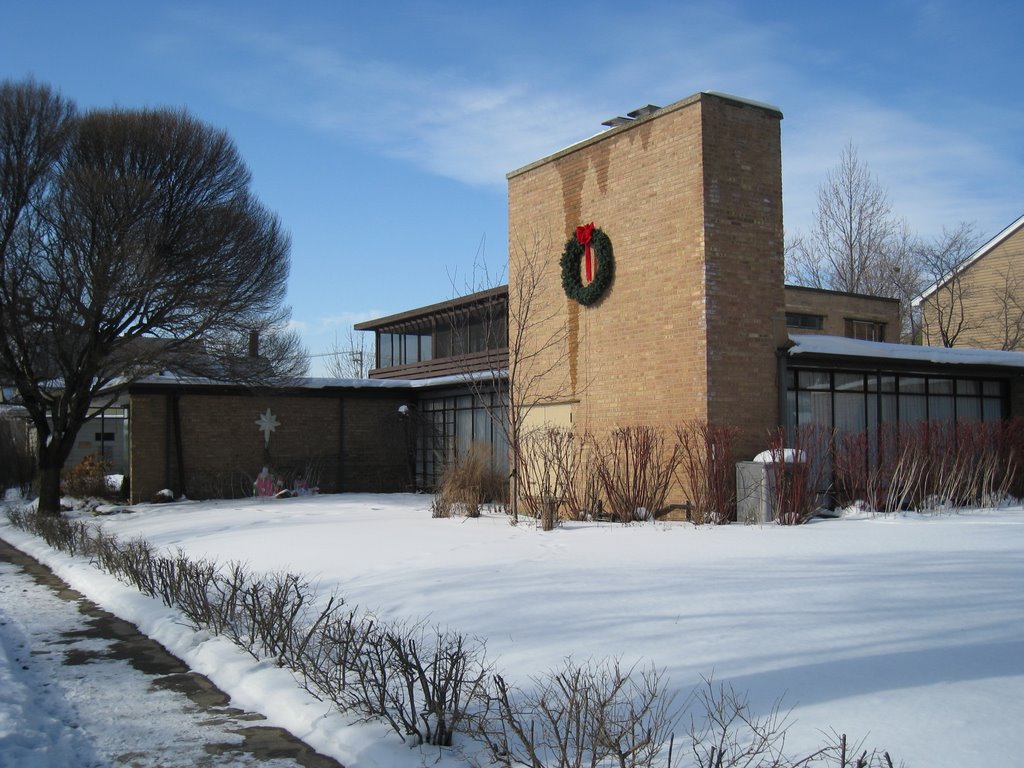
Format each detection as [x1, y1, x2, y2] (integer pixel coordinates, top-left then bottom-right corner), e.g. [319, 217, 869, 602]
[575, 222, 596, 282]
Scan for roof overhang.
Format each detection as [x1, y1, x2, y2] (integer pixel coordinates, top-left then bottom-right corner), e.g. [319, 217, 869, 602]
[784, 334, 1024, 376]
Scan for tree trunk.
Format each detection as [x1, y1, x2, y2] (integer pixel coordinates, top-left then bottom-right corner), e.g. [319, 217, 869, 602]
[37, 463, 62, 515]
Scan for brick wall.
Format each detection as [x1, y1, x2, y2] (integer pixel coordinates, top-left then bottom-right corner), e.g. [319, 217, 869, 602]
[507, 92, 785, 480]
[128, 386, 413, 502]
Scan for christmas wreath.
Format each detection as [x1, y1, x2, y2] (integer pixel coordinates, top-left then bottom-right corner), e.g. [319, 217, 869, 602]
[560, 223, 614, 306]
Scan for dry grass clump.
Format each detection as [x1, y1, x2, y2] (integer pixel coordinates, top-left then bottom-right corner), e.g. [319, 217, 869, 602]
[432, 443, 506, 518]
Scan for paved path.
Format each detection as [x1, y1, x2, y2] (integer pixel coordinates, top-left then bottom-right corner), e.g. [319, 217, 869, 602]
[0, 538, 343, 768]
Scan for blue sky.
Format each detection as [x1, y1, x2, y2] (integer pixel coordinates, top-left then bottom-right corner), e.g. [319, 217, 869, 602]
[4, 1, 1021, 372]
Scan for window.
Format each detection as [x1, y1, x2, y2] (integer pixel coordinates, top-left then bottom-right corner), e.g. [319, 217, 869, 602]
[845, 319, 885, 342]
[788, 369, 1008, 433]
[415, 391, 508, 488]
[786, 312, 824, 330]
[376, 330, 434, 367]
[378, 333, 394, 367]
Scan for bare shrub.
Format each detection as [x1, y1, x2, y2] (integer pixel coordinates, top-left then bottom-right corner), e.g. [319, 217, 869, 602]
[61, 454, 117, 501]
[689, 678, 901, 768]
[594, 427, 681, 523]
[834, 419, 1024, 515]
[18, 509, 93, 555]
[690, 677, 792, 767]
[310, 616, 489, 747]
[520, 426, 565, 523]
[766, 426, 830, 525]
[476, 658, 679, 768]
[292, 607, 371, 708]
[675, 421, 739, 525]
[518, 426, 602, 526]
[383, 623, 490, 746]
[228, 571, 321, 665]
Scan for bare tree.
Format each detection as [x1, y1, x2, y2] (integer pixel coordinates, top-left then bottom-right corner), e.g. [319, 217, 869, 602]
[448, 230, 573, 523]
[0, 80, 304, 514]
[787, 142, 911, 301]
[915, 222, 980, 347]
[324, 328, 371, 378]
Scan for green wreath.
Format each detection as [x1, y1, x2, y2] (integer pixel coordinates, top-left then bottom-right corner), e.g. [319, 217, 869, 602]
[560, 227, 614, 306]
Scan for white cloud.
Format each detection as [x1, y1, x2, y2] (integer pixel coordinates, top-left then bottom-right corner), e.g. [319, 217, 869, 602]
[782, 95, 1020, 240]
[160, 4, 1021, 242]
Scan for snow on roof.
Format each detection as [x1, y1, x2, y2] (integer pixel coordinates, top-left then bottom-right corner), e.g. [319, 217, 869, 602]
[913, 213, 1024, 306]
[130, 369, 505, 391]
[787, 334, 1024, 369]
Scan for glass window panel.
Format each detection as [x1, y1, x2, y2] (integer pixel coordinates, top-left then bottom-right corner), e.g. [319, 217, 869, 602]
[834, 373, 865, 392]
[488, 315, 508, 348]
[470, 320, 487, 352]
[929, 378, 954, 395]
[835, 392, 866, 434]
[880, 375, 896, 393]
[957, 397, 981, 422]
[983, 398, 1004, 421]
[800, 371, 830, 390]
[785, 391, 796, 435]
[404, 333, 418, 364]
[435, 325, 451, 359]
[785, 369, 795, 390]
[420, 334, 432, 361]
[378, 334, 393, 368]
[899, 377, 926, 394]
[473, 408, 490, 444]
[880, 393, 897, 424]
[456, 409, 473, 455]
[929, 395, 954, 422]
[899, 394, 927, 424]
[797, 391, 832, 428]
[983, 381, 1002, 397]
[956, 379, 979, 396]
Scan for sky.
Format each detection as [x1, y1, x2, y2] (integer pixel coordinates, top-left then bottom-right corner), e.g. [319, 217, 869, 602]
[3, 1, 1022, 373]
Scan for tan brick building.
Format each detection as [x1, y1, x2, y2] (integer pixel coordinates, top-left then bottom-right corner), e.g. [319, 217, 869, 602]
[505, 92, 786, 461]
[784, 286, 899, 342]
[120, 91, 1024, 512]
[916, 214, 1024, 350]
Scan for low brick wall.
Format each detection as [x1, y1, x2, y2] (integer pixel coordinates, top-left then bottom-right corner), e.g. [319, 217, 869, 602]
[128, 384, 414, 503]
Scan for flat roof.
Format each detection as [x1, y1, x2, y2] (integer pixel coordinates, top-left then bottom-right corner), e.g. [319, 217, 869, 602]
[784, 284, 900, 304]
[354, 285, 508, 331]
[507, 91, 782, 180]
[127, 369, 506, 395]
[787, 334, 1024, 371]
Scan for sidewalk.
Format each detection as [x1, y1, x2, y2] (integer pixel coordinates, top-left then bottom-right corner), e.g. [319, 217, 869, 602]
[0, 538, 342, 768]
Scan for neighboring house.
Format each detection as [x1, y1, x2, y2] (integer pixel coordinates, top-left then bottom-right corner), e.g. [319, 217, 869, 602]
[915, 214, 1024, 350]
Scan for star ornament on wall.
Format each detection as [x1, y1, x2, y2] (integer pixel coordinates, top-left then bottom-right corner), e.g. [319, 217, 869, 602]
[255, 408, 280, 447]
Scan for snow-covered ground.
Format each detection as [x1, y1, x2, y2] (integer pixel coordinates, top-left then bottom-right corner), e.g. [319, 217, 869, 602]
[0, 540, 334, 768]
[3, 494, 1023, 767]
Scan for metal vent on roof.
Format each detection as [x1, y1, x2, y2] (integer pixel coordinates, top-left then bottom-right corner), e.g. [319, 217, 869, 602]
[627, 104, 661, 118]
[601, 116, 633, 128]
[602, 104, 662, 129]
